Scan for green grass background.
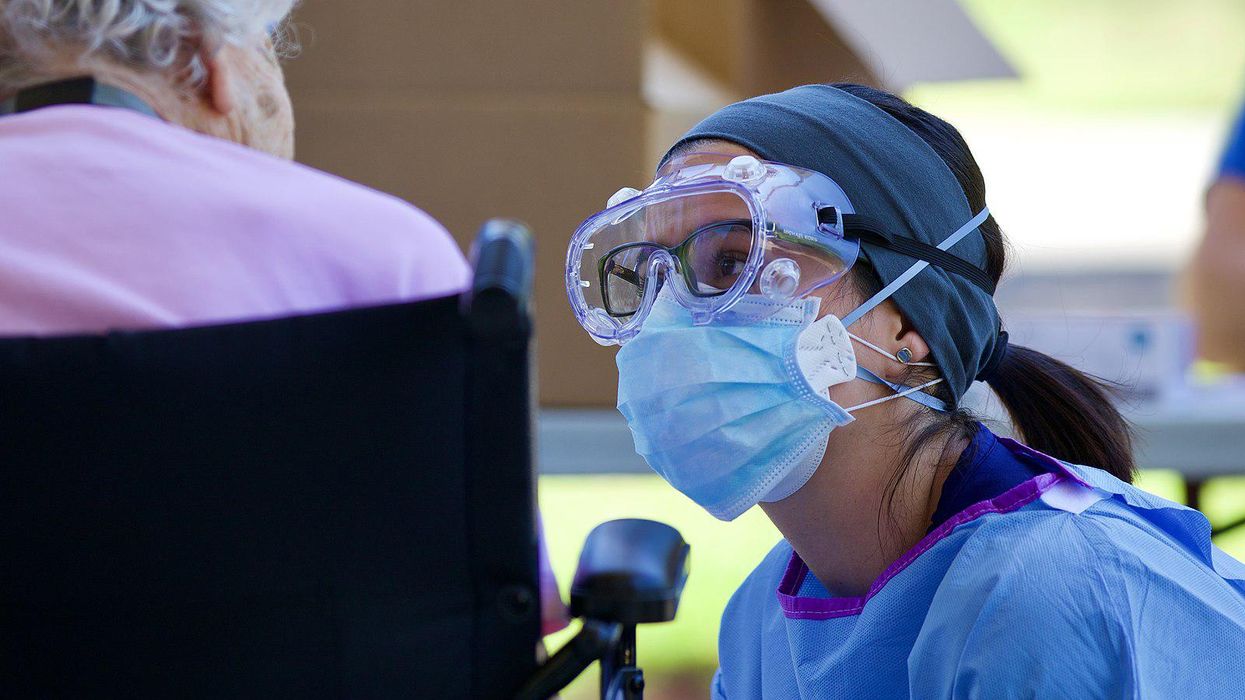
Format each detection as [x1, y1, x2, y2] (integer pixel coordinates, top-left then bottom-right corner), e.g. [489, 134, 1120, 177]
[540, 1, 1245, 697]
[906, 0, 1245, 116]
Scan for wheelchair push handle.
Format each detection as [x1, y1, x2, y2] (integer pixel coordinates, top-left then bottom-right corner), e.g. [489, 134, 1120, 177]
[465, 219, 535, 339]
[469, 219, 534, 308]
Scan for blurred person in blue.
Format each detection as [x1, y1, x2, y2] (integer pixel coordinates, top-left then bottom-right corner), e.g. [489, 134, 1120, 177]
[1188, 98, 1245, 369]
[567, 84, 1245, 698]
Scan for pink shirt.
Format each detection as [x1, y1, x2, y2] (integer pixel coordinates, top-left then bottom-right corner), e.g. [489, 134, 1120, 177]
[0, 104, 566, 634]
[0, 105, 469, 331]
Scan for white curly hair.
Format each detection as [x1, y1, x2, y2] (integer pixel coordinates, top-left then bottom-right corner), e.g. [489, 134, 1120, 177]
[0, 0, 296, 94]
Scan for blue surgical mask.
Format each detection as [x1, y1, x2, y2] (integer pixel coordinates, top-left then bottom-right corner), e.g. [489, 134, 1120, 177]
[614, 206, 989, 519]
[616, 291, 861, 520]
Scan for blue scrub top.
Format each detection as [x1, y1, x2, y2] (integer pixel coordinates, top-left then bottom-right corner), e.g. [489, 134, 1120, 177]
[713, 429, 1245, 699]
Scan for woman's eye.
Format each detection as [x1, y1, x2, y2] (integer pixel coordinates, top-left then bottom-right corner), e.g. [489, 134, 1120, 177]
[715, 253, 747, 279]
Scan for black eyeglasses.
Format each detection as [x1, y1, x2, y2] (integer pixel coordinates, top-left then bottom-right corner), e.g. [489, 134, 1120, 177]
[597, 219, 754, 317]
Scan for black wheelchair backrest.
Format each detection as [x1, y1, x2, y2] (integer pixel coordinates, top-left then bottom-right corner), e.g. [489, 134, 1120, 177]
[0, 222, 539, 698]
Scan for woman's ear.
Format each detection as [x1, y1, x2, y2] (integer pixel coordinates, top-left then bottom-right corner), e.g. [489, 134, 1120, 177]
[202, 46, 236, 116]
[893, 315, 932, 368]
[876, 299, 932, 381]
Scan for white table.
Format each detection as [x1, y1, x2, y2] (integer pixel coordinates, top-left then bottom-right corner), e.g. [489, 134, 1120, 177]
[538, 387, 1245, 533]
[538, 396, 1245, 477]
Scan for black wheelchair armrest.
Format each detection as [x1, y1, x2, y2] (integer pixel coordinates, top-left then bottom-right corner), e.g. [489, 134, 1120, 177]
[570, 519, 690, 625]
[515, 519, 690, 700]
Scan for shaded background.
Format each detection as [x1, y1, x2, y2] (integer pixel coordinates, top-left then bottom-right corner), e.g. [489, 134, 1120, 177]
[280, 1, 1245, 697]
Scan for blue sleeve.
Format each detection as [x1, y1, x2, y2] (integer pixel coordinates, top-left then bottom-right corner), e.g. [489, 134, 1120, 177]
[714, 541, 793, 700]
[911, 509, 1245, 699]
[710, 669, 728, 700]
[1220, 100, 1245, 180]
[909, 514, 1135, 699]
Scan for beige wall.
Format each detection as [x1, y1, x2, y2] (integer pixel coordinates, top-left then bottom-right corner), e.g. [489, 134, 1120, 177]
[652, 0, 876, 96]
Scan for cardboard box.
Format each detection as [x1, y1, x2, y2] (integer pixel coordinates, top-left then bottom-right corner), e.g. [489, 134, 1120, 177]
[283, 0, 645, 94]
[284, 0, 651, 407]
[652, 0, 878, 96]
[293, 95, 648, 406]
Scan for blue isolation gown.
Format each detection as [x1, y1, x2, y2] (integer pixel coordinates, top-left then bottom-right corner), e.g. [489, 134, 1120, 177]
[713, 429, 1245, 699]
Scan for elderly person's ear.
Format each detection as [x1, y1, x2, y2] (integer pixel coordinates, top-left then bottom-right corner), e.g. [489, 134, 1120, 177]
[203, 47, 238, 116]
[193, 40, 296, 160]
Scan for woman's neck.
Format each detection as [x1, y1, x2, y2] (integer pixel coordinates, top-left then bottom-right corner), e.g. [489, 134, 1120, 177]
[760, 414, 969, 597]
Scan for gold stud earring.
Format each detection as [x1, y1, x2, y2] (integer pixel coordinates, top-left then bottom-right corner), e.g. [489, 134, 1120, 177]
[896, 347, 913, 364]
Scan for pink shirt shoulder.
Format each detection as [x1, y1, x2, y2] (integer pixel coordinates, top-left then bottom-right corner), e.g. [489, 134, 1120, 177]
[0, 105, 469, 334]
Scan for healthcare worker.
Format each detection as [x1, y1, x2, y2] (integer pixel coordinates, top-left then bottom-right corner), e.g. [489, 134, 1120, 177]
[566, 84, 1245, 698]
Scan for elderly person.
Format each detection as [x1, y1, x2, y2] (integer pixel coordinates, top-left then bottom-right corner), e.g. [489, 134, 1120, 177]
[0, 0, 565, 635]
[0, 0, 470, 328]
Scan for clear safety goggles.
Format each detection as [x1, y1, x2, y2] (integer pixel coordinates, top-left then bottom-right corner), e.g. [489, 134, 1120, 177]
[567, 152, 999, 346]
[567, 152, 863, 345]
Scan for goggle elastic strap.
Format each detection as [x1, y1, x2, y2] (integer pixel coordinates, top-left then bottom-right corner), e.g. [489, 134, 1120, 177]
[848, 332, 937, 367]
[841, 207, 991, 329]
[831, 212, 996, 295]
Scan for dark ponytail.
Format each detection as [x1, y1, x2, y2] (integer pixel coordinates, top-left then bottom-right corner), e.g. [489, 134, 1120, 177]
[832, 83, 1136, 482]
[985, 346, 1135, 480]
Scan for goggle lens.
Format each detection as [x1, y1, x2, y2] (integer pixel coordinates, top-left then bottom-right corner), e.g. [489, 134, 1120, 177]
[579, 189, 757, 318]
[568, 153, 864, 344]
[595, 218, 757, 317]
[601, 244, 658, 317]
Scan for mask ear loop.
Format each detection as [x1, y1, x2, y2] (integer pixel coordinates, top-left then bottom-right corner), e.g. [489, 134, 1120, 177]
[846, 375, 946, 412]
[847, 332, 937, 367]
[851, 366, 948, 412]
